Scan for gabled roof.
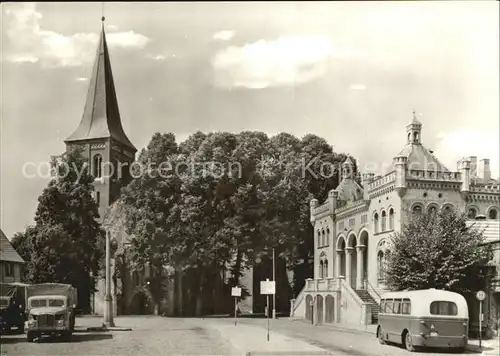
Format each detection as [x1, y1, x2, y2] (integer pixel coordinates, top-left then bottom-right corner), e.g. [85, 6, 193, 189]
[65, 22, 136, 151]
[102, 199, 133, 249]
[0, 229, 25, 264]
[336, 178, 364, 203]
[398, 143, 449, 172]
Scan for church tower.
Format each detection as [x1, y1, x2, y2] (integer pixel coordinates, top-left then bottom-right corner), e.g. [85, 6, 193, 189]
[65, 18, 137, 219]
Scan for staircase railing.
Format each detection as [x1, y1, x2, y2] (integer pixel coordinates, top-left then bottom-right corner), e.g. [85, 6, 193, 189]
[364, 279, 381, 304]
[292, 283, 307, 315]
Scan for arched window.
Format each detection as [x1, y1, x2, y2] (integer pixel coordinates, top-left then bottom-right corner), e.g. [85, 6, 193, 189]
[319, 261, 324, 278]
[412, 204, 422, 215]
[93, 154, 103, 178]
[322, 230, 326, 247]
[374, 213, 379, 234]
[428, 205, 438, 215]
[95, 191, 100, 205]
[414, 132, 419, 142]
[389, 208, 394, 230]
[324, 260, 328, 278]
[468, 207, 477, 219]
[408, 132, 411, 142]
[326, 228, 330, 246]
[381, 211, 387, 232]
[377, 251, 385, 281]
[317, 231, 321, 247]
[489, 208, 498, 220]
[442, 204, 453, 214]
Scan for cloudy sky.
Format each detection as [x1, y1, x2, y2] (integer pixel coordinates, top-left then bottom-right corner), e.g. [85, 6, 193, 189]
[1, 2, 499, 237]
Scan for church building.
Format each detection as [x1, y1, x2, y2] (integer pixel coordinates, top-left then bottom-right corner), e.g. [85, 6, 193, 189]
[291, 115, 500, 332]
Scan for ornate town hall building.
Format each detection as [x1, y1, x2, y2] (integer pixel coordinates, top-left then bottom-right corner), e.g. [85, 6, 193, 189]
[292, 115, 500, 330]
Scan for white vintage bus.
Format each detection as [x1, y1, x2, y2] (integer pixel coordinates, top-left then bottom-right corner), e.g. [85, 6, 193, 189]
[377, 289, 469, 352]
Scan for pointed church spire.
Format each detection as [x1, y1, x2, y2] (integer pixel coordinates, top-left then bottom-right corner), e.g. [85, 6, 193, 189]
[65, 19, 136, 151]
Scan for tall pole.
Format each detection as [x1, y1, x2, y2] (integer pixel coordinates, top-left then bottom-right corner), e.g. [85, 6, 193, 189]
[272, 248, 276, 319]
[103, 230, 115, 327]
[479, 300, 482, 348]
[267, 295, 270, 341]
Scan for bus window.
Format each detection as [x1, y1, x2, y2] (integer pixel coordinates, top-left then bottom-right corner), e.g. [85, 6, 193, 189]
[386, 299, 394, 314]
[380, 299, 386, 313]
[393, 299, 402, 314]
[402, 298, 411, 315]
[430, 301, 458, 316]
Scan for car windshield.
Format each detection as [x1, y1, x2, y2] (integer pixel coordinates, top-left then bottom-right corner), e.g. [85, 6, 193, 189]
[31, 299, 47, 308]
[48, 299, 64, 307]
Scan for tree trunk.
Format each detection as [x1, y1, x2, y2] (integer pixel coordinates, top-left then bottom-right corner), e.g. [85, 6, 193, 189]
[153, 301, 159, 316]
[231, 248, 243, 287]
[195, 269, 204, 317]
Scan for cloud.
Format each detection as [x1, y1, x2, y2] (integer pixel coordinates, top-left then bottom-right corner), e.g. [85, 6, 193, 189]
[434, 130, 500, 178]
[106, 24, 119, 31]
[213, 30, 235, 41]
[4, 3, 150, 68]
[76, 77, 88, 82]
[147, 54, 166, 61]
[212, 35, 357, 89]
[349, 84, 367, 90]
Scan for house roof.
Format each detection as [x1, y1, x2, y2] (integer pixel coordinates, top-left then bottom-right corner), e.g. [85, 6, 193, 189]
[398, 143, 450, 172]
[336, 178, 364, 203]
[0, 229, 25, 264]
[65, 23, 136, 151]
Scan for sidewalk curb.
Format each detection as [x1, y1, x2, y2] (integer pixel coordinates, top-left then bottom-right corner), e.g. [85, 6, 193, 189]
[77, 326, 132, 332]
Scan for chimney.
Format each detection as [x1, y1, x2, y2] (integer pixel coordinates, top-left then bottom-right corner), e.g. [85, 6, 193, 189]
[478, 158, 491, 181]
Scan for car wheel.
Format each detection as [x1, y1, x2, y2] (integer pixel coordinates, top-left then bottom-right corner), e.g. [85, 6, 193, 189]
[404, 331, 415, 352]
[27, 331, 35, 342]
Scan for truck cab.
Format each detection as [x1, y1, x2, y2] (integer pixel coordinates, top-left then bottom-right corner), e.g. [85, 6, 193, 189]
[0, 283, 27, 333]
[25, 284, 76, 342]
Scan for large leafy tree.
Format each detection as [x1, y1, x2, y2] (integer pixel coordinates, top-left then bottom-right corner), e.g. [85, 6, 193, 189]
[24, 147, 103, 312]
[385, 209, 492, 293]
[121, 132, 182, 315]
[121, 130, 351, 316]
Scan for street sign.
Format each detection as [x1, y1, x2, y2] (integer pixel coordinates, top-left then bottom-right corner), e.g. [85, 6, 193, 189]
[231, 287, 242, 297]
[260, 279, 276, 295]
[476, 290, 486, 301]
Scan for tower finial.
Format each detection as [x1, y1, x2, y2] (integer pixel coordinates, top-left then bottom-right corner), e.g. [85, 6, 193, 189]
[101, 2, 105, 22]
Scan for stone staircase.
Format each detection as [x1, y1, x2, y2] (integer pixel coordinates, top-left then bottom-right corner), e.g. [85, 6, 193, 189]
[354, 289, 380, 324]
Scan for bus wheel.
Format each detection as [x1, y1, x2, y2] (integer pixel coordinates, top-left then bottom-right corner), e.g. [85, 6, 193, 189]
[403, 331, 415, 352]
[377, 327, 386, 345]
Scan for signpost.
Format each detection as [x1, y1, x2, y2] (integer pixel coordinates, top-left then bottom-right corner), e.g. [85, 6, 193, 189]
[476, 290, 486, 348]
[231, 287, 242, 326]
[260, 278, 276, 341]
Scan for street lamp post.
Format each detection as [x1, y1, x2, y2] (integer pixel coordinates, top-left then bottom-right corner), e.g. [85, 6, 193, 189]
[272, 248, 276, 319]
[103, 230, 115, 327]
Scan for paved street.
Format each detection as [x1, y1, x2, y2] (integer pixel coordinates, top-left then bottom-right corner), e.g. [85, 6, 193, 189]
[1, 316, 495, 356]
[211, 317, 487, 356]
[0, 316, 237, 356]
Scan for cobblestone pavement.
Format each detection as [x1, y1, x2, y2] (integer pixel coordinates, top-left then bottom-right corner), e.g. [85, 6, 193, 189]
[0, 316, 237, 356]
[219, 318, 487, 356]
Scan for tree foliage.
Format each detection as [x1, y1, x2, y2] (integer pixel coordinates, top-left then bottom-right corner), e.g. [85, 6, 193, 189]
[385, 209, 492, 293]
[13, 147, 103, 312]
[120, 130, 353, 315]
